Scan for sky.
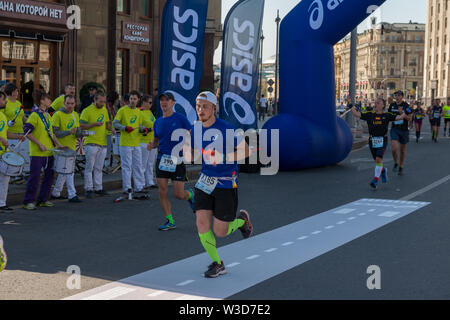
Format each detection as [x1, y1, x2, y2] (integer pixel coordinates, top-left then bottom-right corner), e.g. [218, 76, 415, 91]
[213, 0, 427, 64]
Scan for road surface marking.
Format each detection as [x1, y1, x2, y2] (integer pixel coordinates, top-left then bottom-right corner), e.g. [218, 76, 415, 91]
[65, 199, 430, 301]
[227, 262, 241, 268]
[325, 226, 334, 230]
[147, 291, 166, 297]
[348, 217, 356, 220]
[378, 211, 401, 218]
[265, 248, 278, 253]
[282, 242, 294, 246]
[297, 236, 308, 240]
[400, 174, 450, 201]
[82, 287, 135, 300]
[177, 280, 195, 287]
[311, 231, 322, 235]
[334, 209, 356, 214]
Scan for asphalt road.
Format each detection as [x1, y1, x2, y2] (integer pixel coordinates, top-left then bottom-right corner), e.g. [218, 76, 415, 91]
[1, 121, 450, 300]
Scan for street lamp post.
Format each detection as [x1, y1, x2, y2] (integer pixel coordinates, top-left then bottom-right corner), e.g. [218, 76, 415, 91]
[274, 10, 281, 115]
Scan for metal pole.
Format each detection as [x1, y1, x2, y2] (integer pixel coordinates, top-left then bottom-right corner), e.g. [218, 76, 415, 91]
[274, 10, 281, 115]
[259, 32, 264, 101]
[347, 28, 358, 131]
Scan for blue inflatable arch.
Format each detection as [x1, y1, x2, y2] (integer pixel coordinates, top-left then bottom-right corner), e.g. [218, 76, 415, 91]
[263, 0, 387, 171]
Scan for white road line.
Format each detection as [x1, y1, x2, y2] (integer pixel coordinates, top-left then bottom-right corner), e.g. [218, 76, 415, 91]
[82, 287, 136, 300]
[297, 236, 308, 240]
[227, 262, 241, 268]
[334, 209, 356, 214]
[65, 199, 429, 301]
[325, 226, 335, 230]
[147, 291, 166, 297]
[337, 221, 346, 225]
[177, 280, 195, 287]
[358, 213, 367, 216]
[311, 231, 322, 235]
[348, 217, 356, 220]
[265, 248, 278, 253]
[282, 242, 294, 246]
[400, 174, 450, 201]
[379, 211, 401, 218]
[175, 295, 206, 301]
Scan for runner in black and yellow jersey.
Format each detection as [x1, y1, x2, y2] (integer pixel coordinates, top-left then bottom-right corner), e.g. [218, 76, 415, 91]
[413, 102, 426, 143]
[350, 98, 407, 190]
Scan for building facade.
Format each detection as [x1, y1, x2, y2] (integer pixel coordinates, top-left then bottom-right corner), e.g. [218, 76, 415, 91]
[424, 0, 450, 105]
[334, 22, 425, 104]
[0, 0, 222, 110]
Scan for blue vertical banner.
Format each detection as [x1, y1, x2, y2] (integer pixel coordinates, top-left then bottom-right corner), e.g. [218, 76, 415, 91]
[157, 0, 209, 124]
[219, 0, 265, 131]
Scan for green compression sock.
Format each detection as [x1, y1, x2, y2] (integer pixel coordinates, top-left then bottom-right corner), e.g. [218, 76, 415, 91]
[227, 219, 245, 236]
[186, 190, 193, 201]
[166, 214, 174, 224]
[199, 231, 221, 264]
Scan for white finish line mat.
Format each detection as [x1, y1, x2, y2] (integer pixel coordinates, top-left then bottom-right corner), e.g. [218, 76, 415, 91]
[65, 199, 430, 300]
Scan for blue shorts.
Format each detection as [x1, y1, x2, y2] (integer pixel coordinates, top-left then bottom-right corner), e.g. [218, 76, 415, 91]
[390, 128, 409, 145]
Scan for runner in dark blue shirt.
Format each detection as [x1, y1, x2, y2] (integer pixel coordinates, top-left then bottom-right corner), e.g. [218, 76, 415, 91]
[148, 91, 194, 231]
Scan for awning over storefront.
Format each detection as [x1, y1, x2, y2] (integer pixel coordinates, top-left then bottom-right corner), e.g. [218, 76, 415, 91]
[0, 29, 64, 42]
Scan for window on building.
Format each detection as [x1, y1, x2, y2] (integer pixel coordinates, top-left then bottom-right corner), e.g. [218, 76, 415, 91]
[388, 82, 396, 89]
[390, 69, 394, 76]
[391, 57, 395, 64]
[117, 0, 130, 14]
[138, 51, 151, 94]
[139, 0, 152, 17]
[116, 49, 129, 96]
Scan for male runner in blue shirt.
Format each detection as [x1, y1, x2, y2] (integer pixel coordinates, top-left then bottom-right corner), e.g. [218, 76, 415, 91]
[185, 91, 253, 278]
[148, 92, 194, 231]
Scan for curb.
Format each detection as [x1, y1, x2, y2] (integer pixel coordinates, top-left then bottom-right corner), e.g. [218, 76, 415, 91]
[5, 166, 202, 208]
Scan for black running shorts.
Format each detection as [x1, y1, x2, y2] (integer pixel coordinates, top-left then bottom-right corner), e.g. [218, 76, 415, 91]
[369, 137, 388, 160]
[155, 157, 187, 182]
[431, 118, 441, 127]
[194, 187, 238, 222]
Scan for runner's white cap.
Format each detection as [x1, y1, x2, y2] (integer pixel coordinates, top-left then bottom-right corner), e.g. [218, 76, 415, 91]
[196, 91, 218, 106]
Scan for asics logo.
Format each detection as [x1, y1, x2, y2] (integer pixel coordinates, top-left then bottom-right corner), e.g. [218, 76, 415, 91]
[308, 0, 345, 30]
[308, 0, 324, 30]
[67, 119, 75, 129]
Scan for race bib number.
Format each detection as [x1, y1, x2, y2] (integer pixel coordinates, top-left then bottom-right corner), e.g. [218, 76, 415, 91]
[195, 174, 219, 195]
[371, 136, 384, 149]
[394, 120, 404, 125]
[434, 112, 441, 119]
[159, 154, 178, 173]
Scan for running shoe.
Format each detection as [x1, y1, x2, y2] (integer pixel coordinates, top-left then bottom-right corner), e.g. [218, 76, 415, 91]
[95, 190, 109, 196]
[51, 195, 67, 200]
[204, 261, 227, 278]
[393, 164, 399, 172]
[86, 191, 94, 199]
[187, 188, 195, 212]
[398, 167, 404, 176]
[23, 203, 37, 211]
[381, 168, 388, 184]
[69, 196, 82, 203]
[238, 210, 253, 239]
[158, 220, 176, 231]
[38, 201, 54, 208]
[0, 206, 13, 212]
[370, 179, 378, 190]
[0, 235, 7, 272]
